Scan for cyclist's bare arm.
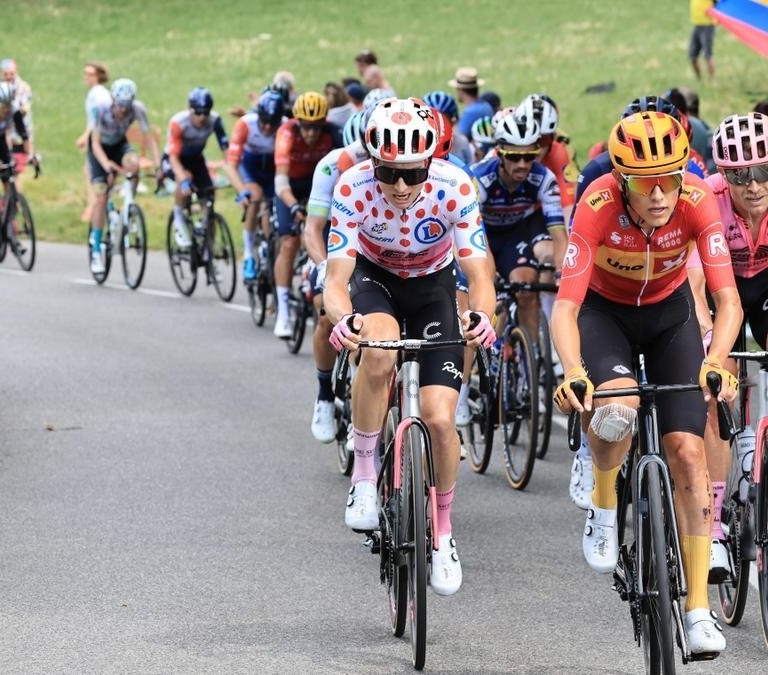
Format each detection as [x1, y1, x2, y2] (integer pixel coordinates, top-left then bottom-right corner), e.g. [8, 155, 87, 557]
[304, 214, 328, 266]
[324, 257, 357, 325]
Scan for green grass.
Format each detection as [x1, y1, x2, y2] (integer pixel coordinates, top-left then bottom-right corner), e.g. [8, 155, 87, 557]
[5, 0, 767, 251]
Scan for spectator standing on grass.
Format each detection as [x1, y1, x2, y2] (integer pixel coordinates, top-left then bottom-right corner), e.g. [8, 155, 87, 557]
[449, 67, 494, 139]
[688, 0, 717, 80]
[77, 62, 111, 223]
[353, 49, 377, 77]
[324, 82, 355, 127]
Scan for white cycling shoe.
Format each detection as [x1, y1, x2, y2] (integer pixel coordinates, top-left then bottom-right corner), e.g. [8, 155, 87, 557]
[685, 608, 726, 654]
[430, 534, 462, 595]
[569, 454, 593, 510]
[311, 399, 336, 444]
[583, 504, 618, 573]
[345, 480, 378, 531]
[708, 538, 730, 584]
[454, 401, 471, 427]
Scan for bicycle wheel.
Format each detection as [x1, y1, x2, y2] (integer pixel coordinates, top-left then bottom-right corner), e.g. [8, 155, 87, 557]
[535, 309, 553, 459]
[638, 462, 676, 675]
[335, 366, 353, 476]
[717, 439, 752, 626]
[467, 362, 495, 474]
[286, 257, 310, 354]
[88, 224, 112, 284]
[10, 193, 35, 271]
[207, 213, 237, 302]
[500, 326, 538, 490]
[403, 424, 428, 670]
[166, 213, 197, 296]
[380, 407, 407, 637]
[757, 447, 768, 648]
[121, 203, 147, 289]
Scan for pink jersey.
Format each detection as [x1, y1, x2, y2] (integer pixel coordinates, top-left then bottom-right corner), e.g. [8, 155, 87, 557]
[706, 172, 768, 279]
[327, 158, 488, 278]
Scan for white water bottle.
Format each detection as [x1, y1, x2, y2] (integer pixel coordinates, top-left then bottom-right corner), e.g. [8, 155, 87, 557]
[736, 426, 756, 503]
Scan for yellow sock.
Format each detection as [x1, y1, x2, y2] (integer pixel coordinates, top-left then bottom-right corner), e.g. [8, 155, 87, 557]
[591, 464, 622, 509]
[681, 535, 711, 611]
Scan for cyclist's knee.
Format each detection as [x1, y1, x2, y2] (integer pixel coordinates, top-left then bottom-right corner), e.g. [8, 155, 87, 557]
[590, 403, 637, 442]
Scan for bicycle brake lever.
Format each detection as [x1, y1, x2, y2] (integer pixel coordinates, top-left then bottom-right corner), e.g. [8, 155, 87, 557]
[567, 380, 587, 452]
[706, 371, 737, 441]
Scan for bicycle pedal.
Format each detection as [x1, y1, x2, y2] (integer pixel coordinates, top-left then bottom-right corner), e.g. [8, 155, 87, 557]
[688, 651, 719, 662]
[361, 533, 380, 554]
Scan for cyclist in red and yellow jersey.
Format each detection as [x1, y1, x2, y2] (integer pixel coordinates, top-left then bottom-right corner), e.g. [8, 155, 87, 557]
[551, 111, 741, 656]
[272, 91, 342, 338]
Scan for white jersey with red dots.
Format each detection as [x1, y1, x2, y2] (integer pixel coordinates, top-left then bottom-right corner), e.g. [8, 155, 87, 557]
[327, 157, 488, 278]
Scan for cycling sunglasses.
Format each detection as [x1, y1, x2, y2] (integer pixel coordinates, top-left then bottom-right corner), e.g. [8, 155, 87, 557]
[373, 165, 430, 186]
[192, 109, 211, 117]
[620, 171, 685, 196]
[723, 163, 768, 186]
[497, 149, 540, 163]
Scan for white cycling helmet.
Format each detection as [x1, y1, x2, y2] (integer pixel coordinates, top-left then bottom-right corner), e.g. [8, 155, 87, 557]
[362, 87, 396, 110]
[517, 93, 559, 136]
[365, 97, 437, 163]
[0, 81, 15, 105]
[111, 78, 137, 107]
[494, 109, 541, 146]
[491, 105, 516, 130]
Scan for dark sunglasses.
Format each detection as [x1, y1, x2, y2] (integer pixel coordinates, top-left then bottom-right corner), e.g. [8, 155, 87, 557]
[621, 171, 684, 196]
[373, 165, 430, 186]
[298, 121, 324, 131]
[497, 149, 539, 163]
[724, 163, 768, 186]
[192, 109, 210, 117]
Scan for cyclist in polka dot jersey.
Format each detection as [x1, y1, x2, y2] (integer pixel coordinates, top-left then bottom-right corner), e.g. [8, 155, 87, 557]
[324, 98, 496, 596]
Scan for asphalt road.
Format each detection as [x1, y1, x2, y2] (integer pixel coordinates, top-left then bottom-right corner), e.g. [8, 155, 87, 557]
[1, 242, 766, 674]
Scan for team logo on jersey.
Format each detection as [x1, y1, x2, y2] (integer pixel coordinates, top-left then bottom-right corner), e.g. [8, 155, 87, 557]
[618, 215, 630, 229]
[610, 231, 622, 246]
[469, 229, 487, 252]
[327, 229, 349, 254]
[681, 185, 705, 205]
[587, 189, 614, 211]
[415, 218, 446, 244]
[371, 222, 388, 234]
[563, 241, 580, 269]
[528, 173, 543, 187]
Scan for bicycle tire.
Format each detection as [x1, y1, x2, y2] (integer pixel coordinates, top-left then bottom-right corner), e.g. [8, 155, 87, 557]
[717, 434, 752, 626]
[380, 407, 407, 638]
[249, 270, 270, 327]
[467, 365, 495, 474]
[757, 446, 768, 649]
[88, 224, 111, 284]
[335, 368, 354, 476]
[404, 424, 427, 670]
[501, 326, 539, 490]
[639, 462, 676, 675]
[11, 192, 35, 271]
[535, 309, 553, 459]
[121, 203, 147, 289]
[207, 213, 236, 302]
[166, 213, 197, 296]
[286, 261, 310, 354]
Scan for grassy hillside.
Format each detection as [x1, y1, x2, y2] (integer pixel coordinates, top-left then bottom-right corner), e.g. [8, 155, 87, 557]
[5, 0, 766, 251]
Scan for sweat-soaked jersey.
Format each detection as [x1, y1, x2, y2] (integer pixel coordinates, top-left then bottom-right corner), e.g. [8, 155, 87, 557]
[327, 157, 488, 278]
[558, 172, 735, 306]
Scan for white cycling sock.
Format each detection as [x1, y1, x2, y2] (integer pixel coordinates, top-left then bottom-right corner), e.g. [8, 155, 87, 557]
[276, 286, 290, 318]
[242, 230, 253, 259]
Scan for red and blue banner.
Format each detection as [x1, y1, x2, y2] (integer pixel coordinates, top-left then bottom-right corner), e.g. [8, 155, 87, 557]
[709, 0, 768, 58]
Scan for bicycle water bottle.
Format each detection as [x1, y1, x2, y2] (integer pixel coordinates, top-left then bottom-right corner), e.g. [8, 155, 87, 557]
[736, 426, 756, 503]
[258, 240, 269, 266]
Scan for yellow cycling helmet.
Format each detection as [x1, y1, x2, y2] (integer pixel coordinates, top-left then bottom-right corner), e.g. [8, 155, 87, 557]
[292, 91, 328, 122]
[608, 112, 689, 175]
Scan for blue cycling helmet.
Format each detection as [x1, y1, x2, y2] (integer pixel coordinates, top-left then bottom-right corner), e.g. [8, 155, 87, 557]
[622, 95, 679, 121]
[422, 90, 459, 120]
[342, 107, 374, 146]
[188, 87, 213, 113]
[256, 89, 285, 126]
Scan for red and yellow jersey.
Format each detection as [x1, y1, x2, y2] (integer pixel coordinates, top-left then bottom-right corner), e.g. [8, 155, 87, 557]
[558, 172, 735, 307]
[540, 140, 578, 207]
[273, 118, 340, 180]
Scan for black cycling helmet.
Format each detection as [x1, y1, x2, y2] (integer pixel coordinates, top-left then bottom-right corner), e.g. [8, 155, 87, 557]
[188, 87, 213, 113]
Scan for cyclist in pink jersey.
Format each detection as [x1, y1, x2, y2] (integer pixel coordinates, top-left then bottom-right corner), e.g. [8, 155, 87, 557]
[324, 98, 496, 596]
[703, 112, 768, 581]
